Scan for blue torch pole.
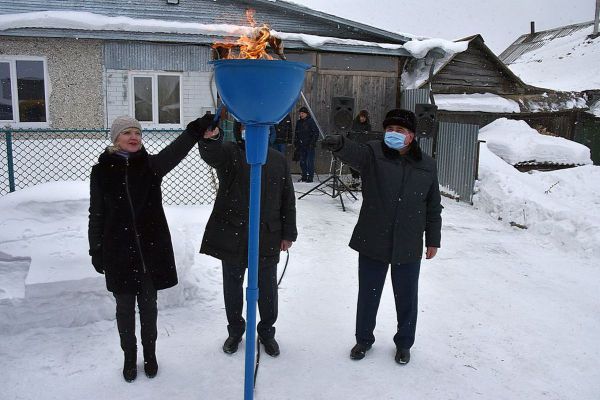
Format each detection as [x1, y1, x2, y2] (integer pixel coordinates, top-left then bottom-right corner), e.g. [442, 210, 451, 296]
[243, 125, 270, 400]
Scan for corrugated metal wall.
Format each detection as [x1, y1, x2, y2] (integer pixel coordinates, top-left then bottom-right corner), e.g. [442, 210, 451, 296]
[401, 88, 430, 112]
[419, 123, 479, 202]
[435, 122, 479, 202]
[402, 89, 479, 202]
[104, 42, 212, 71]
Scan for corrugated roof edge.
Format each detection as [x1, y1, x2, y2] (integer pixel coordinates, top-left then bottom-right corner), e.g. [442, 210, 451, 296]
[253, 0, 412, 44]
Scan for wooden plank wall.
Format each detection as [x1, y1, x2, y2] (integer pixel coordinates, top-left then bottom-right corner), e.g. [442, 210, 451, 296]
[432, 44, 522, 95]
[304, 71, 397, 135]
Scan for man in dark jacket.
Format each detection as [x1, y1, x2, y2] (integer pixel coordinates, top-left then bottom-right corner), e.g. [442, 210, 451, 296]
[199, 122, 298, 357]
[293, 106, 320, 182]
[272, 113, 293, 154]
[322, 108, 442, 365]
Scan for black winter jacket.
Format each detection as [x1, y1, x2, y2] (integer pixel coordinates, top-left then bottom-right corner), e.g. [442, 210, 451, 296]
[274, 114, 293, 144]
[351, 118, 372, 133]
[294, 116, 319, 149]
[333, 137, 442, 264]
[88, 129, 200, 294]
[198, 136, 297, 266]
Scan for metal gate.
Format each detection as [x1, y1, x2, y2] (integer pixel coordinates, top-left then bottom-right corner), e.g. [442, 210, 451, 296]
[402, 89, 479, 203]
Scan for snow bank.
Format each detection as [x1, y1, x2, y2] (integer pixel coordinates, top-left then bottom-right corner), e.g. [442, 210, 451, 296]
[434, 93, 521, 113]
[479, 118, 592, 165]
[0, 181, 206, 334]
[473, 142, 600, 256]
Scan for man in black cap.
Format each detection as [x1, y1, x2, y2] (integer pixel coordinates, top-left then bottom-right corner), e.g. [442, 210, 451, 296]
[322, 108, 442, 365]
[198, 122, 298, 357]
[293, 106, 320, 182]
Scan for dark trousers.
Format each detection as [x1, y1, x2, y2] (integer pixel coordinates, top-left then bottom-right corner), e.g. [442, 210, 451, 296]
[222, 261, 278, 340]
[355, 254, 421, 349]
[273, 143, 286, 155]
[299, 147, 315, 181]
[113, 275, 158, 352]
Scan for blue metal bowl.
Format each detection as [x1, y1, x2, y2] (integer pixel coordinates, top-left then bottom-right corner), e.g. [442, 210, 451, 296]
[210, 59, 310, 125]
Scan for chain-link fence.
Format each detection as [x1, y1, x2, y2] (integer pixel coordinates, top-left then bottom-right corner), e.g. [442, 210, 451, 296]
[0, 128, 217, 205]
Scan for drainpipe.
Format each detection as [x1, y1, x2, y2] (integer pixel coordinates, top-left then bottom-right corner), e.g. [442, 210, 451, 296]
[593, 0, 600, 37]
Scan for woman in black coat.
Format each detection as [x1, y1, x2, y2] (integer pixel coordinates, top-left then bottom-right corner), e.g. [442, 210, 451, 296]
[88, 114, 213, 382]
[351, 109, 372, 133]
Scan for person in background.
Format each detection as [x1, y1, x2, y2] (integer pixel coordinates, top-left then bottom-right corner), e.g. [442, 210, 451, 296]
[322, 108, 442, 365]
[198, 122, 297, 357]
[272, 113, 293, 155]
[351, 109, 372, 133]
[349, 110, 372, 187]
[293, 106, 320, 182]
[88, 114, 213, 382]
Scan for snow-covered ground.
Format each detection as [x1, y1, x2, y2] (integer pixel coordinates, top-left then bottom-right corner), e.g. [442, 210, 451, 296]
[1, 140, 599, 399]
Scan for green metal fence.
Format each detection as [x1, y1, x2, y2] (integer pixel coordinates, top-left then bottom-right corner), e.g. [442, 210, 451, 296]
[1, 128, 217, 205]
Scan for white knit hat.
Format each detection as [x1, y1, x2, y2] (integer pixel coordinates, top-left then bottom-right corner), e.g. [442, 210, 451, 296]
[110, 116, 142, 143]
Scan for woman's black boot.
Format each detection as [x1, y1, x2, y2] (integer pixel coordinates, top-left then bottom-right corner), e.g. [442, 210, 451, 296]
[123, 347, 137, 382]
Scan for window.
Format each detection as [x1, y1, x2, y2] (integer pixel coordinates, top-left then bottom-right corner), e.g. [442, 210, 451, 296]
[130, 72, 182, 126]
[0, 57, 49, 125]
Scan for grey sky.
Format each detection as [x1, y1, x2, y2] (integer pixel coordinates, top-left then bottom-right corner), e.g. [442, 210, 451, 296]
[289, 0, 596, 54]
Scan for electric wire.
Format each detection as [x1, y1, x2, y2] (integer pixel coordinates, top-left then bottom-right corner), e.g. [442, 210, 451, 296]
[253, 249, 290, 387]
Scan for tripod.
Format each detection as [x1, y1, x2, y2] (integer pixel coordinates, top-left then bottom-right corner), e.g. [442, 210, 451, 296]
[297, 156, 357, 211]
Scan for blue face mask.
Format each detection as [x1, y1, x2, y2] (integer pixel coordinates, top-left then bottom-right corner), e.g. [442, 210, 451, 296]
[384, 131, 409, 150]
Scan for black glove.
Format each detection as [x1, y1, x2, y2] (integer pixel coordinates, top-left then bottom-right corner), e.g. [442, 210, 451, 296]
[322, 135, 343, 152]
[186, 113, 215, 138]
[91, 253, 104, 275]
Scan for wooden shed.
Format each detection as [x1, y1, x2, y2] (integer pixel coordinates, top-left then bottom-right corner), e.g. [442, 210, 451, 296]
[401, 34, 586, 142]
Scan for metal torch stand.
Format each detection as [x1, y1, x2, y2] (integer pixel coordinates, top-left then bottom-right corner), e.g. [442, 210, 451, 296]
[297, 156, 357, 211]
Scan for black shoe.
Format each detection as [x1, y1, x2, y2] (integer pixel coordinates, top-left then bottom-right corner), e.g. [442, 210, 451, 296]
[260, 337, 280, 357]
[395, 348, 410, 365]
[223, 336, 242, 354]
[123, 349, 137, 382]
[143, 348, 158, 378]
[306, 178, 313, 183]
[297, 177, 306, 182]
[349, 343, 371, 360]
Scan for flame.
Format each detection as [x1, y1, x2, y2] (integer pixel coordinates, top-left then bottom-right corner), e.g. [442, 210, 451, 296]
[212, 9, 284, 60]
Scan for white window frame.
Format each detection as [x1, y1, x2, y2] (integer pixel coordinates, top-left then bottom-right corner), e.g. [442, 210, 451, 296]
[128, 71, 183, 129]
[0, 56, 50, 128]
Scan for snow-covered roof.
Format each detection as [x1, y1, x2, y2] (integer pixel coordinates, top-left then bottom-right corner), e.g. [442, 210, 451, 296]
[434, 93, 521, 113]
[0, 10, 466, 59]
[589, 99, 600, 117]
[479, 118, 592, 166]
[501, 22, 600, 92]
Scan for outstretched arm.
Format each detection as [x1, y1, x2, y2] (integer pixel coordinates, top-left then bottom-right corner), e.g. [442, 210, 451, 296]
[323, 134, 372, 173]
[150, 114, 214, 177]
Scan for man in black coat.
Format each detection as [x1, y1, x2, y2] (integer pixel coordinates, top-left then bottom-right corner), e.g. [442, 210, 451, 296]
[272, 113, 292, 155]
[199, 122, 298, 357]
[293, 106, 320, 182]
[322, 109, 442, 365]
